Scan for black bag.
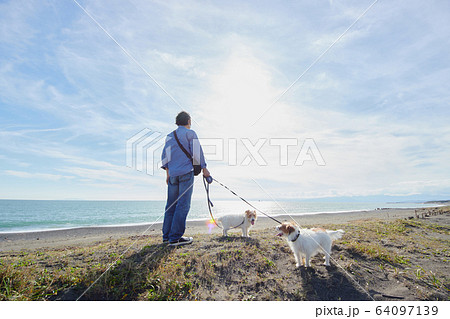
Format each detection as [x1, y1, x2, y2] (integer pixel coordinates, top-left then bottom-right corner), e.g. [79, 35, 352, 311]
[173, 130, 202, 176]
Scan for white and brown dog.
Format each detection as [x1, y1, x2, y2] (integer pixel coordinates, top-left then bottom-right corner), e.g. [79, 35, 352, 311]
[276, 222, 344, 268]
[217, 210, 257, 237]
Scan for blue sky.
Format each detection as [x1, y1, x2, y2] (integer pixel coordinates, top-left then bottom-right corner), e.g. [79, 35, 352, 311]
[0, 0, 449, 201]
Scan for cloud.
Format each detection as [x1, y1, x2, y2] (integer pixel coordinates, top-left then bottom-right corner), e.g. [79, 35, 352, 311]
[150, 49, 205, 78]
[1, 0, 449, 200]
[187, 34, 450, 199]
[56, 166, 156, 185]
[0, 0, 38, 47]
[3, 170, 74, 181]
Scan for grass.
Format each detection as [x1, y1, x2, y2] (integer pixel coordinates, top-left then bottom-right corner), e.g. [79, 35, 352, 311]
[146, 275, 193, 301]
[0, 263, 68, 300]
[0, 212, 449, 301]
[338, 217, 449, 296]
[344, 239, 406, 264]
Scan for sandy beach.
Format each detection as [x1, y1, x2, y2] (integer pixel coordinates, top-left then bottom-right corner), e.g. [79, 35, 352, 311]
[0, 207, 420, 251]
[1, 206, 448, 301]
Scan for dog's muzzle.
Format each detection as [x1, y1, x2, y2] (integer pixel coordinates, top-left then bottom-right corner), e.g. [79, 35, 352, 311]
[275, 226, 283, 237]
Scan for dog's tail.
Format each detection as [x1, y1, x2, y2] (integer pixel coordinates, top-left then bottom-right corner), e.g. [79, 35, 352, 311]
[326, 229, 345, 240]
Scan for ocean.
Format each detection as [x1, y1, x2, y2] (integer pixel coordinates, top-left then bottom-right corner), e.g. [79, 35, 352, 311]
[0, 199, 441, 233]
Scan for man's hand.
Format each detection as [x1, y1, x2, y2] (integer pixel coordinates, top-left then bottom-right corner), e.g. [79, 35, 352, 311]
[202, 167, 210, 178]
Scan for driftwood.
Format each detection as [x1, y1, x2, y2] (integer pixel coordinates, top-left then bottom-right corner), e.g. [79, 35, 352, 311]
[415, 207, 448, 219]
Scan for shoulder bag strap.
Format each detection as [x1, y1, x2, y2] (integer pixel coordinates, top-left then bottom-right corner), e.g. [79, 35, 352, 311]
[173, 130, 193, 161]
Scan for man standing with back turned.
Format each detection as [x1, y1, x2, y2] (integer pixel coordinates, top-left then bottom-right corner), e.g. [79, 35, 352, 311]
[161, 111, 210, 246]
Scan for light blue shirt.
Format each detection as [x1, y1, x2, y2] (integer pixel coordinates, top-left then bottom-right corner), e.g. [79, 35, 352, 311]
[161, 126, 207, 177]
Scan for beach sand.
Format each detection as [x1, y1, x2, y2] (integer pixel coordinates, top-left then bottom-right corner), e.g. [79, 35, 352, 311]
[0, 208, 418, 251]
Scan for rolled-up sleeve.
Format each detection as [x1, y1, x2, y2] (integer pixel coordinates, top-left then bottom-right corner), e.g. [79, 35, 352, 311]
[160, 136, 170, 170]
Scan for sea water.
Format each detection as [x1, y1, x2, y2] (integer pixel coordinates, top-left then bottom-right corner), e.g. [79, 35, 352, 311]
[0, 199, 441, 233]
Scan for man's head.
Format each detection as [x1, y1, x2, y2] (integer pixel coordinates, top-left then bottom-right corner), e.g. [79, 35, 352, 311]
[175, 111, 191, 127]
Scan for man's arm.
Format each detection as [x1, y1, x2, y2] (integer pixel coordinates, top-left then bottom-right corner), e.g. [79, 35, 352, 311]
[161, 137, 170, 170]
[165, 168, 170, 185]
[161, 136, 170, 184]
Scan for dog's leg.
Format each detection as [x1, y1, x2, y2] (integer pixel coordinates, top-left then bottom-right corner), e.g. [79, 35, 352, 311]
[323, 242, 332, 266]
[242, 225, 251, 237]
[223, 228, 228, 237]
[324, 251, 331, 266]
[305, 254, 311, 267]
[325, 254, 330, 266]
[294, 251, 301, 268]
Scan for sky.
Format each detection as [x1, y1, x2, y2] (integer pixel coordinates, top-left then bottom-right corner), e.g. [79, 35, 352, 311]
[0, 0, 449, 201]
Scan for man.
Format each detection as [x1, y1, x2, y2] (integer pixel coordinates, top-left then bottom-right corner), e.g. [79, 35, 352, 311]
[161, 111, 210, 246]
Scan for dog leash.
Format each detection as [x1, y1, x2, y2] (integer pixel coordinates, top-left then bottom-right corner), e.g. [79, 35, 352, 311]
[203, 176, 283, 225]
[203, 175, 221, 228]
[203, 176, 244, 229]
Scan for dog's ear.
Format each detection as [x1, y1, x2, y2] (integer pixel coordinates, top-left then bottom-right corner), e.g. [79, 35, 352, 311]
[286, 225, 295, 234]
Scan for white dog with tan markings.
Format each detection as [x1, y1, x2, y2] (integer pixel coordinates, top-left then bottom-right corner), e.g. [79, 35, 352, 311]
[276, 222, 344, 268]
[217, 210, 257, 237]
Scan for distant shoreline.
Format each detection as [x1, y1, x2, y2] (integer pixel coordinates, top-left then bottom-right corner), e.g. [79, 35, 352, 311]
[0, 200, 442, 235]
[0, 207, 376, 234]
[0, 205, 433, 235]
[0, 207, 432, 251]
[424, 200, 450, 204]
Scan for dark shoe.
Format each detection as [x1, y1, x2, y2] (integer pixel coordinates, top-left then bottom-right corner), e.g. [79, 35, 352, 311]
[169, 236, 193, 246]
[162, 239, 169, 244]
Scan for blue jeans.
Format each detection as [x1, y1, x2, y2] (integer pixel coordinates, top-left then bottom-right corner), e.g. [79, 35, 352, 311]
[162, 171, 194, 242]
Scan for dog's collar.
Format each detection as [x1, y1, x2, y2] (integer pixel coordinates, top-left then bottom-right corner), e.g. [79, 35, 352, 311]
[289, 231, 300, 242]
